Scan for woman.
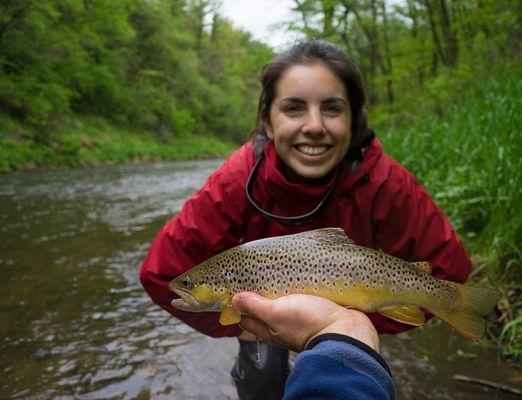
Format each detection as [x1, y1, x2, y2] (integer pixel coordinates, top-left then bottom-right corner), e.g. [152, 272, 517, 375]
[140, 40, 471, 400]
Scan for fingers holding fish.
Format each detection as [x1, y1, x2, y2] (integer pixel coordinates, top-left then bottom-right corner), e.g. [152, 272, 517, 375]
[238, 316, 275, 345]
[232, 292, 380, 353]
[232, 292, 307, 351]
[232, 292, 278, 345]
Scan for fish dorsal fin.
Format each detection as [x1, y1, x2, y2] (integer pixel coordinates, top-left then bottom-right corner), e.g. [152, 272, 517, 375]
[411, 261, 431, 273]
[295, 228, 355, 245]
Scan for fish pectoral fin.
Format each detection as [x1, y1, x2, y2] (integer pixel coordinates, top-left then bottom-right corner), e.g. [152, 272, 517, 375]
[410, 261, 431, 273]
[378, 305, 425, 326]
[219, 306, 241, 326]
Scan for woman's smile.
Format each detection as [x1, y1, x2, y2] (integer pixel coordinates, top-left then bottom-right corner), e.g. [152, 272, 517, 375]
[294, 143, 332, 157]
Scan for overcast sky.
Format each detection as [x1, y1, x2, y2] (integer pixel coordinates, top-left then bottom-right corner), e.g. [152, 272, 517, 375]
[220, 0, 301, 49]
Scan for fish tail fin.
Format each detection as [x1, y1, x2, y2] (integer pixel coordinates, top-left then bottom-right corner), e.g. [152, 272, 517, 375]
[435, 284, 502, 340]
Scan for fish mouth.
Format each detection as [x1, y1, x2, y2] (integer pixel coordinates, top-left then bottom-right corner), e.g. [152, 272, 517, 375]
[171, 288, 200, 310]
[170, 288, 220, 312]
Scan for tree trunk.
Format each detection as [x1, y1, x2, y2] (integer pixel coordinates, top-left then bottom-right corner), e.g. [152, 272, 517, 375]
[406, 0, 424, 85]
[438, 0, 458, 65]
[424, 0, 445, 67]
[321, 0, 336, 38]
[379, 0, 394, 102]
[0, 1, 34, 46]
[294, 0, 314, 35]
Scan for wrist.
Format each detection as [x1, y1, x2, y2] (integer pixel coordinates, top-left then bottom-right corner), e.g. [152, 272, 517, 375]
[306, 310, 379, 352]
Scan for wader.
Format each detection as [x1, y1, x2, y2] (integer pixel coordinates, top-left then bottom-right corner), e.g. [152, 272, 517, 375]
[231, 339, 289, 400]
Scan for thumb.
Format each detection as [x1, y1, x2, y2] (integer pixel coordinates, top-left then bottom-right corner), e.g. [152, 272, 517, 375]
[232, 292, 272, 321]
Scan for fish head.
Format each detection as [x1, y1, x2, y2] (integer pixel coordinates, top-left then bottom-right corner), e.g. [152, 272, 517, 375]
[168, 268, 224, 312]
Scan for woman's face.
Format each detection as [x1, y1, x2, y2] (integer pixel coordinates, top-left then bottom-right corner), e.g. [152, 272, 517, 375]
[264, 62, 352, 180]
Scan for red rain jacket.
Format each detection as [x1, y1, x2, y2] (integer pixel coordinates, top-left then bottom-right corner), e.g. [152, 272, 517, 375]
[140, 138, 471, 338]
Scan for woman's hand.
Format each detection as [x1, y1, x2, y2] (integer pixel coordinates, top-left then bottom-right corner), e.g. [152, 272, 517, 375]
[232, 292, 379, 353]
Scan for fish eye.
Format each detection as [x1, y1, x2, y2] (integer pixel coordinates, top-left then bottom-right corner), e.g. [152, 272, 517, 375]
[181, 277, 191, 287]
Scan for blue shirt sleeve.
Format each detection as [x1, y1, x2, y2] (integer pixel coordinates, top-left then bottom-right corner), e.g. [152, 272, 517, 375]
[284, 335, 395, 400]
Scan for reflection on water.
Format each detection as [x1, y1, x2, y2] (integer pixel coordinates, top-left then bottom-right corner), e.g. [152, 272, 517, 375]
[1, 161, 520, 399]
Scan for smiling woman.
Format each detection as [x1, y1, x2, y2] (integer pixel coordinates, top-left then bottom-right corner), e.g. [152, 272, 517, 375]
[140, 40, 473, 400]
[264, 63, 352, 179]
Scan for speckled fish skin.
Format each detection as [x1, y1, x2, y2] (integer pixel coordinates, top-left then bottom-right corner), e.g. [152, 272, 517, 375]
[169, 228, 501, 339]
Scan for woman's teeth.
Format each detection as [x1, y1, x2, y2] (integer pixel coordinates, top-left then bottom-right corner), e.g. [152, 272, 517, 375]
[295, 145, 329, 156]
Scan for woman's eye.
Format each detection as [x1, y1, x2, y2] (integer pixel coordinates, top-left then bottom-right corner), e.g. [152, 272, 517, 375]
[323, 106, 342, 115]
[283, 105, 303, 115]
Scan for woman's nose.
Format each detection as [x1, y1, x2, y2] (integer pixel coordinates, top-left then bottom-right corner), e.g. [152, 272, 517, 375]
[303, 108, 325, 134]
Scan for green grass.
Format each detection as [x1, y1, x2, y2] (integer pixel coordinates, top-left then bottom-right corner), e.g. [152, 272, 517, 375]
[0, 115, 237, 172]
[371, 64, 521, 364]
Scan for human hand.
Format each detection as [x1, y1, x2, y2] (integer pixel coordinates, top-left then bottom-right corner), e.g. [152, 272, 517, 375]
[232, 292, 379, 353]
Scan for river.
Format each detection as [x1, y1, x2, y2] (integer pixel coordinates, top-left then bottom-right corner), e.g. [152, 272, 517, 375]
[1, 160, 520, 399]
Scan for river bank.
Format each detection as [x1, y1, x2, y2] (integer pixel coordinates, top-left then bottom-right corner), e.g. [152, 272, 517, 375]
[0, 114, 237, 172]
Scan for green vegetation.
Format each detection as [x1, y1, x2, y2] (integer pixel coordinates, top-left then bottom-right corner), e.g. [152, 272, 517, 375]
[0, 0, 273, 171]
[0, 115, 236, 171]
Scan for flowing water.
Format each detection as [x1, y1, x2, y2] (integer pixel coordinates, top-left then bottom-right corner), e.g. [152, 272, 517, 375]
[1, 161, 520, 399]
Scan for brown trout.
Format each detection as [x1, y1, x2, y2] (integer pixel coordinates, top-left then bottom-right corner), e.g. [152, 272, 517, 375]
[169, 228, 501, 339]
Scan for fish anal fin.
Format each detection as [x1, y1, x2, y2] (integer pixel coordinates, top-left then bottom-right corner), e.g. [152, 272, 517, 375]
[411, 261, 431, 273]
[219, 306, 241, 326]
[379, 305, 426, 326]
[295, 228, 355, 245]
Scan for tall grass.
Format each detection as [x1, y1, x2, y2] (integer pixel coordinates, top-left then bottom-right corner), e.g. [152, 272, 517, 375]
[372, 65, 521, 363]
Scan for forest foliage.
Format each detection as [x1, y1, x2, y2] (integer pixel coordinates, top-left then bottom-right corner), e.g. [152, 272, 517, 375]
[0, 0, 518, 158]
[1, 1, 519, 144]
[287, 0, 519, 105]
[0, 0, 273, 144]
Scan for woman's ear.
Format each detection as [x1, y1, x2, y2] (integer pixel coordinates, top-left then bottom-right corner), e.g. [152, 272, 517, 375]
[263, 119, 274, 139]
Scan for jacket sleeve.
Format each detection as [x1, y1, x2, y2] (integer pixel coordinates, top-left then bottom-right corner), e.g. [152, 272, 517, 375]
[369, 159, 472, 334]
[139, 148, 252, 338]
[284, 337, 395, 400]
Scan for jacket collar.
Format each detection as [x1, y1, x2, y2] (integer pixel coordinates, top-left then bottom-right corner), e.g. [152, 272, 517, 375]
[260, 138, 383, 202]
